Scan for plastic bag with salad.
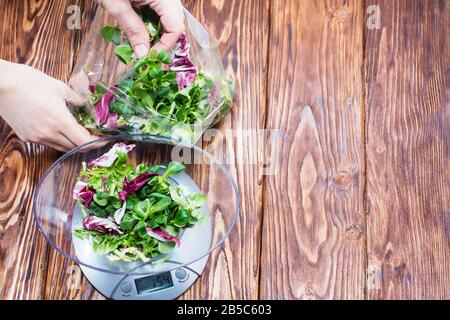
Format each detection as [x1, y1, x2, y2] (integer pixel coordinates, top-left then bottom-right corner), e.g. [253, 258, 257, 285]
[68, 6, 234, 143]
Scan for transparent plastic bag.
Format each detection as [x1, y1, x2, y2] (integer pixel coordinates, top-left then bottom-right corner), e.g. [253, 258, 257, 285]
[69, 6, 234, 143]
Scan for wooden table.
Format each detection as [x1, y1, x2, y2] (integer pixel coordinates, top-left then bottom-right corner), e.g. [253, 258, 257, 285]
[0, 0, 448, 300]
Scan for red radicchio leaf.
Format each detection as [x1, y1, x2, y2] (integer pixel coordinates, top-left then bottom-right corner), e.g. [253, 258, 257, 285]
[95, 86, 116, 126]
[88, 84, 96, 94]
[88, 143, 135, 168]
[175, 32, 188, 55]
[208, 83, 220, 103]
[101, 175, 108, 190]
[73, 180, 94, 207]
[169, 33, 197, 89]
[146, 227, 181, 246]
[79, 187, 95, 208]
[105, 112, 123, 129]
[73, 180, 87, 200]
[119, 171, 159, 200]
[82, 216, 122, 235]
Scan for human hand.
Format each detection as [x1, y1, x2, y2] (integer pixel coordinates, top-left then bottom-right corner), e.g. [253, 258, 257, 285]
[98, 0, 185, 58]
[0, 60, 99, 152]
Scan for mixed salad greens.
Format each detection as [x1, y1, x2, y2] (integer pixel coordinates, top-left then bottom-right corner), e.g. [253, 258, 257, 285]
[73, 142, 207, 263]
[74, 7, 234, 142]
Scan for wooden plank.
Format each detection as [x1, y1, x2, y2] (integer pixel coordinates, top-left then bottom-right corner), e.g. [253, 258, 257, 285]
[260, 0, 366, 299]
[180, 0, 269, 299]
[0, 0, 104, 299]
[0, 121, 51, 299]
[0, 0, 70, 299]
[365, 0, 449, 299]
[43, 0, 269, 300]
[42, 1, 105, 300]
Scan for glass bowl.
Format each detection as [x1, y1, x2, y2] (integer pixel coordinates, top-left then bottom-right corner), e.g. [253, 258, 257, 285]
[33, 134, 239, 276]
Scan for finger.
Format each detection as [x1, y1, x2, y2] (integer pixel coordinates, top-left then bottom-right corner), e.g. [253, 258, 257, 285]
[151, 31, 182, 52]
[68, 70, 92, 101]
[62, 119, 98, 147]
[79, 138, 110, 152]
[65, 85, 89, 107]
[46, 133, 77, 150]
[54, 79, 88, 107]
[107, 2, 150, 58]
[147, 0, 185, 51]
[59, 102, 108, 151]
[129, 0, 151, 6]
[39, 141, 70, 153]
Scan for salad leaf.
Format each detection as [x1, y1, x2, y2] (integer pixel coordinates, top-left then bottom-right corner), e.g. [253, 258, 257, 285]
[93, 192, 108, 206]
[161, 161, 185, 179]
[73, 182, 95, 208]
[146, 227, 181, 246]
[120, 213, 139, 231]
[169, 185, 187, 206]
[108, 247, 151, 262]
[158, 241, 176, 254]
[105, 112, 122, 129]
[113, 200, 127, 224]
[88, 142, 135, 167]
[89, 201, 109, 218]
[119, 171, 159, 200]
[187, 193, 208, 208]
[82, 216, 123, 235]
[101, 26, 122, 45]
[73, 143, 208, 262]
[157, 49, 171, 65]
[146, 194, 172, 217]
[111, 101, 135, 116]
[169, 33, 197, 89]
[171, 208, 189, 228]
[95, 86, 116, 126]
[115, 44, 134, 65]
[73, 180, 87, 199]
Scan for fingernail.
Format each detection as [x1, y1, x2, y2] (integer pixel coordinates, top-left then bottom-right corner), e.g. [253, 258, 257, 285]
[135, 44, 148, 59]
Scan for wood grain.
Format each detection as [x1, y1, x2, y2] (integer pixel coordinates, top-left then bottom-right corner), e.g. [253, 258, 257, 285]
[42, 0, 105, 300]
[19, 0, 269, 300]
[0, 0, 74, 300]
[0, 0, 102, 299]
[364, 0, 449, 299]
[180, 0, 269, 300]
[1, 0, 449, 300]
[260, 0, 366, 299]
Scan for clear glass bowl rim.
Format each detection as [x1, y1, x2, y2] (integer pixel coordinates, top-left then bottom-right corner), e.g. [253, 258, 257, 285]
[33, 133, 240, 275]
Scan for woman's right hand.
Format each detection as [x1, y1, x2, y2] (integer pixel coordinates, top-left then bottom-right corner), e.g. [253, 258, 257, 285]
[98, 0, 185, 58]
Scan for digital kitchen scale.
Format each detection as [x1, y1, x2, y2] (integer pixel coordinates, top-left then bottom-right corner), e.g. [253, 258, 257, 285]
[72, 171, 212, 300]
[33, 134, 239, 301]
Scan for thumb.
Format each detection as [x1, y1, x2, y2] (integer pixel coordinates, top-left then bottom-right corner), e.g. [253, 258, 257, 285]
[64, 85, 89, 107]
[54, 79, 88, 107]
[67, 70, 91, 105]
[108, 3, 150, 58]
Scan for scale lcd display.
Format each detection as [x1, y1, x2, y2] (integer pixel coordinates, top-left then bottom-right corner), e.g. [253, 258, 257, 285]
[135, 272, 174, 294]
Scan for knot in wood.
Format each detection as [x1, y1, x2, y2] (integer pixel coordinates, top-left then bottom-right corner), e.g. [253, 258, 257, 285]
[303, 284, 320, 299]
[334, 171, 353, 186]
[344, 224, 362, 240]
[392, 255, 403, 268]
[333, 8, 349, 20]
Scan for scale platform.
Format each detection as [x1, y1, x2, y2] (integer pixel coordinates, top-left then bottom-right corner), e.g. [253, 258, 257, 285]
[72, 171, 212, 300]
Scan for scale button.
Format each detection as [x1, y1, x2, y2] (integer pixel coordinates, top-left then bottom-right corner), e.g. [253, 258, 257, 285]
[175, 268, 188, 281]
[120, 282, 132, 293]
